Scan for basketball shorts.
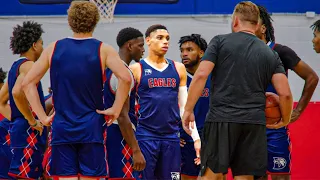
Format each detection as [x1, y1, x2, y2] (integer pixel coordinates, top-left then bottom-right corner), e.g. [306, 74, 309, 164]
[138, 140, 181, 180]
[200, 122, 267, 177]
[181, 141, 200, 178]
[8, 147, 44, 179]
[266, 127, 291, 174]
[42, 146, 52, 177]
[106, 124, 138, 180]
[49, 143, 108, 178]
[0, 127, 12, 179]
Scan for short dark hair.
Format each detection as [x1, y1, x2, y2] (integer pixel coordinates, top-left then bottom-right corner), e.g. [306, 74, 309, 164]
[311, 20, 320, 32]
[0, 68, 7, 84]
[178, 34, 207, 51]
[116, 27, 143, 48]
[10, 21, 44, 55]
[145, 24, 167, 37]
[258, 5, 275, 42]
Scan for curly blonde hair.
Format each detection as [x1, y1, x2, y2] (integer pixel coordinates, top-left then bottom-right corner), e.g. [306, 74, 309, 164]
[68, 1, 100, 33]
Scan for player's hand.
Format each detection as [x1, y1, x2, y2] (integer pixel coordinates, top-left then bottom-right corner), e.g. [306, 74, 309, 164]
[289, 109, 300, 124]
[132, 150, 146, 171]
[266, 119, 288, 129]
[180, 138, 186, 147]
[194, 139, 201, 165]
[182, 110, 195, 136]
[40, 112, 55, 127]
[96, 107, 119, 126]
[29, 120, 44, 136]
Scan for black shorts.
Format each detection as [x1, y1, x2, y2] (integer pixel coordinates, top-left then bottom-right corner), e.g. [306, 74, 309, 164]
[200, 122, 267, 177]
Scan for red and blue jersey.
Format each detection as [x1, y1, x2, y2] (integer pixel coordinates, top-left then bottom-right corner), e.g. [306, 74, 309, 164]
[50, 38, 105, 145]
[103, 65, 137, 126]
[135, 59, 181, 141]
[180, 72, 210, 142]
[7, 57, 46, 150]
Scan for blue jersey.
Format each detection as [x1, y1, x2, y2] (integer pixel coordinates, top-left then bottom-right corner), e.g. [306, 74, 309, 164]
[103, 66, 137, 126]
[136, 59, 181, 141]
[180, 72, 210, 142]
[8, 57, 46, 149]
[266, 42, 287, 134]
[0, 117, 10, 133]
[0, 114, 10, 145]
[50, 37, 105, 145]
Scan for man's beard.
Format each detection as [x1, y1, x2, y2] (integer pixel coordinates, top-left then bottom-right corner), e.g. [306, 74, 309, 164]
[184, 58, 200, 68]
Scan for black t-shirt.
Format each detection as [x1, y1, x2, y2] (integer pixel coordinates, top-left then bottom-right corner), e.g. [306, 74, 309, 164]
[202, 32, 286, 125]
[273, 43, 300, 71]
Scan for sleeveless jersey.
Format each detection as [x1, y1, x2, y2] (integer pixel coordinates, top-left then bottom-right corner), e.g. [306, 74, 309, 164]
[180, 72, 211, 142]
[266, 41, 288, 135]
[0, 116, 10, 133]
[0, 114, 10, 145]
[50, 37, 105, 145]
[8, 57, 46, 149]
[103, 65, 137, 126]
[136, 59, 181, 141]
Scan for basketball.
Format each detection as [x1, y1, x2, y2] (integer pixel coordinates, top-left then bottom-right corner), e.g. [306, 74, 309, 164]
[265, 92, 281, 124]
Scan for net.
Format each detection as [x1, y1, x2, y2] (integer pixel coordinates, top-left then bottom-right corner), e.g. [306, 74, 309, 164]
[90, 0, 118, 23]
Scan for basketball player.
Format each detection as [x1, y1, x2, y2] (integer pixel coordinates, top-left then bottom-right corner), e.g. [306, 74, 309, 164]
[0, 68, 12, 180]
[256, 6, 319, 180]
[130, 24, 192, 180]
[179, 34, 208, 180]
[105, 27, 146, 179]
[182, 2, 293, 180]
[21, 1, 132, 179]
[0, 21, 47, 179]
[311, 20, 320, 53]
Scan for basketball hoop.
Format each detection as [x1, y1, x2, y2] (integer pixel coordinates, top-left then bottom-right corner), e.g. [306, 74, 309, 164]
[90, 0, 118, 23]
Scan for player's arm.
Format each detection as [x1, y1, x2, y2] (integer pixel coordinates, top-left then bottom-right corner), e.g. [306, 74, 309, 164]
[0, 82, 11, 120]
[117, 97, 146, 171]
[176, 62, 200, 140]
[129, 63, 141, 83]
[21, 42, 56, 125]
[268, 58, 293, 129]
[291, 61, 318, 122]
[110, 72, 146, 171]
[280, 46, 319, 122]
[99, 44, 132, 120]
[12, 61, 42, 131]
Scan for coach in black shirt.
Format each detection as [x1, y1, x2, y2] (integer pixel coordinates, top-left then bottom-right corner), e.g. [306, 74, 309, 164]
[182, 1, 293, 180]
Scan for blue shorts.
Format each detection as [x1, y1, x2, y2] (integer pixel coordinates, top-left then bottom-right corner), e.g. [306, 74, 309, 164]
[138, 140, 180, 180]
[49, 143, 108, 178]
[0, 127, 12, 179]
[42, 146, 52, 177]
[267, 127, 291, 174]
[8, 147, 44, 179]
[106, 124, 137, 180]
[181, 141, 200, 178]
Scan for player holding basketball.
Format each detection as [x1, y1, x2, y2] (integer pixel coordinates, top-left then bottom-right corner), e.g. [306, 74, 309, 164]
[130, 24, 192, 180]
[311, 20, 320, 54]
[0, 21, 46, 180]
[256, 6, 319, 180]
[21, 1, 132, 179]
[105, 27, 146, 179]
[179, 34, 208, 180]
[182, 2, 293, 180]
[0, 68, 13, 180]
